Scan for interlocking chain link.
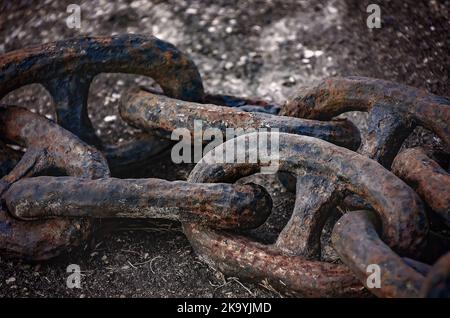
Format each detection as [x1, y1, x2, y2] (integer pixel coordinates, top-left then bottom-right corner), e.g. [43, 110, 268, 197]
[0, 106, 110, 260]
[0, 34, 449, 297]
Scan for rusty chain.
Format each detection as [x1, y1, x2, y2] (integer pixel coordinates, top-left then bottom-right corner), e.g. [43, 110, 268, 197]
[0, 34, 449, 297]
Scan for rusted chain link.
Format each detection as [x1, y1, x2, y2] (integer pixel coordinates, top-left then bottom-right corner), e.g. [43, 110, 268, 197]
[0, 106, 110, 260]
[392, 147, 450, 227]
[119, 89, 360, 150]
[0, 34, 448, 297]
[0, 35, 281, 177]
[331, 210, 424, 298]
[184, 132, 428, 296]
[4, 177, 271, 230]
[0, 34, 205, 176]
[0, 34, 205, 144]
[281, 76, 450, 168]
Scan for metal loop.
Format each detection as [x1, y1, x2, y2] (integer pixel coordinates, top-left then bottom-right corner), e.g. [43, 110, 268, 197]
[0, 34, 205, 175]
[184, 132, 428, 296]
[119, 89, 361, 150]
[3, 177, 272, 231]
[392, 147, 450, 227]
[281, 76, 450, 168]
[0, 106, 110, 260]
[331, 210, 425, 298]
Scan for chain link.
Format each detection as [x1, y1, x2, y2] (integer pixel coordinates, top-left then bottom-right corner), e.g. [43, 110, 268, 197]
[0, 34, 449, 297]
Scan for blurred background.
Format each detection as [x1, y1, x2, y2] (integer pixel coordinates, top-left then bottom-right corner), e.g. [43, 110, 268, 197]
[0, 0, 449, 297]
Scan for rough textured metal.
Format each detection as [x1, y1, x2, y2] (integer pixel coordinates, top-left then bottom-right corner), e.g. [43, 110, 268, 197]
[4, 177, 271, 230]
[0, 34, 205, 175]
[281, 76, 450, 167]
[331, 210, 425, 298]
[184, 132, 428, 296]
[0, 106, 110, 261]
[183, 224, 366, 297]
[392, 147, 450, 227]
[120, 89, 361, 150]
[0, 34, 205, 143]
[421, 251, 450, 298]
[0, 105, 110, 193]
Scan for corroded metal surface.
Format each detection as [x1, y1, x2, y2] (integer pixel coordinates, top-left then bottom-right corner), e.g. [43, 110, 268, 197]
[421, 251, 450, 298]
[0, 34, 282, 177]
[0, 34, 205, 144]
[0, 34, 206, 176]
[392, 147, 450, 227]
[184, 132, 428, 296]
[4, 177, 271, 230]
[0, 105, 110, 193]
[281, 76, 450, 167]
[331, 210, 424, 298]
[120, 89, 361, 150]
[0, 34, 447, 297]
[0, 106, 110, 260]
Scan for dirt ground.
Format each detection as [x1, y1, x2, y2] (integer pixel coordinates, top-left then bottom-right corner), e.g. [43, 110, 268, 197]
[0, 0, 449, 298]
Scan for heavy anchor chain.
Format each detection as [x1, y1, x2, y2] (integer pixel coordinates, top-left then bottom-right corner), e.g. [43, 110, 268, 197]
[0, 110, 274, 260]
[280, 76, 450, 168]
[0, 34, 279, 176]
[392, 147, 449, 227]
[184, 132, 428, 297]
[280, 76, 450, 212]
[0, 34, 448, 297]
[279, 76, 450, 296]
[0, 34, 281, 260]
[0, 106, 110, 260]
[119, 88, 360, 151]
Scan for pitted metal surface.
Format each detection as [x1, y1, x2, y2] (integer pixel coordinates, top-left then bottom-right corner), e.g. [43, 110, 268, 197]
[184, 132, 429, 296]
[0, 106, 110, 260]
[281, 76, 450, 168]
[0, 34, 448, 297]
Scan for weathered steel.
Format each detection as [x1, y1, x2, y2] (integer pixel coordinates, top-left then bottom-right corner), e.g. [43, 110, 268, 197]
[0, 105, 110, 194]
[183, 224, 366, 297]
[184, 132, 428, 296]
[281, 76, 450, 167]
[0, 34, 282, 177]
[4, 177, 271, 230]
[331, 210, 425, 298]
[392, 147, 450, 227]
[120, 89, 361, 150]
[1, 34, 446, 297]
[421, 251, 450, 298]
[0, 34, 207, 177]
[102, 133, 173, 177]
[0, 106, 110, 260]
[0, 34, 205, 143]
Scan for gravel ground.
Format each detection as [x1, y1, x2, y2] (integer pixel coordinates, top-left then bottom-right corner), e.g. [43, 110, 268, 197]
[0, 0, 449, 298]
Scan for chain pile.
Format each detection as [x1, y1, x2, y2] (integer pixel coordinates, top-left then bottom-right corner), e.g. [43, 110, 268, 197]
[0, 34, 449, 298]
